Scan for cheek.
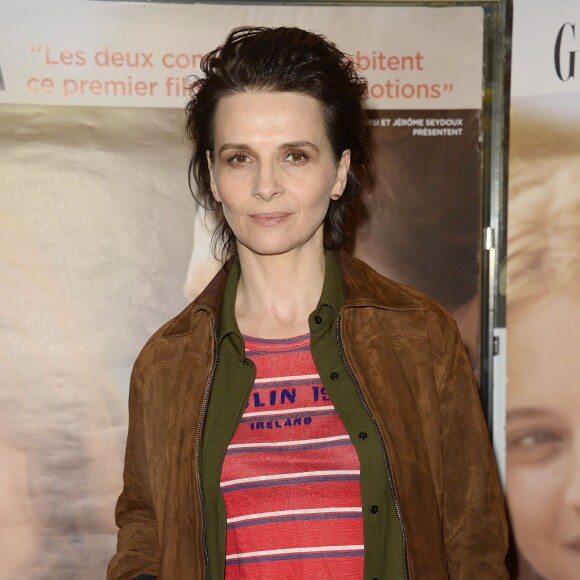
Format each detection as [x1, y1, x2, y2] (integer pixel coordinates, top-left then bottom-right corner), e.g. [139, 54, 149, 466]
[213, 164, 253, 196]
[214, 177, 246, 212]
[506, 458, 565, 547]
[219, 200, 242, 229]
[305, 174, 339, 208]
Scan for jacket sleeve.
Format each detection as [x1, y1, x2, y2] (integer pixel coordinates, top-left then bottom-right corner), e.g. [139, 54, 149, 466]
[107, 357, 160, 580]
[437, 320, 508, 578]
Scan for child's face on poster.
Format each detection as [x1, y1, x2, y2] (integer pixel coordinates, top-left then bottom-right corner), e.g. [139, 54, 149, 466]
[507, 289, 580, 580]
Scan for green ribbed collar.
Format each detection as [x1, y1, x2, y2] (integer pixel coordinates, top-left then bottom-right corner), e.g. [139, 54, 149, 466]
[217, 257, 242, 344]
[217, 250, 345, 344]
[317, 249, 345, 314]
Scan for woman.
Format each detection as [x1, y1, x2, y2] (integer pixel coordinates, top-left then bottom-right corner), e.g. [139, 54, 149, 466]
[506, 153, 580, 580]
[108, 26, 507, 580]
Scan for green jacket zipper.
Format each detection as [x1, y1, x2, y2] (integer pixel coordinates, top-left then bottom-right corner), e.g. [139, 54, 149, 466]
[336, 315, 409, 580]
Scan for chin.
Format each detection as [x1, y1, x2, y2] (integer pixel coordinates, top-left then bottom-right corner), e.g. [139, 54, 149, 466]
[527, 550, 580, 580]
[238, 233, 321, 257]
[243, 243, 297, 257]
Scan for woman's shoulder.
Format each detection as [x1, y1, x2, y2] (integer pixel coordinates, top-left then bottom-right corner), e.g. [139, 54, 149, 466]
[338, 252, 453, 318]
[338, 252, 460, 361]
[133, 263, 230, 373]
[132, 302, 209, 372]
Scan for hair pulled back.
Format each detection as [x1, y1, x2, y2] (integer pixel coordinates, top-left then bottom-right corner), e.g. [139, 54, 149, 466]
[185, 26, 372, 260]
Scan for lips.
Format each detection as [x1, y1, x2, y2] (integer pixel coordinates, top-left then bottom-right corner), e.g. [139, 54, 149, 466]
[249, 212, 290, 226]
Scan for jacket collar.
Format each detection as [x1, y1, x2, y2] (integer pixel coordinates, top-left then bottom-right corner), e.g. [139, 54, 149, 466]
[214, 249, 347, 344]
[337, 251, 426, 312]
[216, 257, 240, 344]
[164, 251, 425, 338]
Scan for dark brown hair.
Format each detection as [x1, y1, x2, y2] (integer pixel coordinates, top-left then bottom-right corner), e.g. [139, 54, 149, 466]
[185, 26, 372, 260]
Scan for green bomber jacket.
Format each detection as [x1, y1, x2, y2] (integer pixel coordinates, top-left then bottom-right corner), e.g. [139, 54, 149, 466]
[107, 251, 508, 580]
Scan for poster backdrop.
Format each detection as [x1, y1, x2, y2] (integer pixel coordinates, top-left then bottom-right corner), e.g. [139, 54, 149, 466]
[506, 0, 580, 579]
[0, 1, 484, 577]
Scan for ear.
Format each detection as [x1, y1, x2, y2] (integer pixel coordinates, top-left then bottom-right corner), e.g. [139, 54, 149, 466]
[206, 150, 221, 203]
[330, 149, 351, 201]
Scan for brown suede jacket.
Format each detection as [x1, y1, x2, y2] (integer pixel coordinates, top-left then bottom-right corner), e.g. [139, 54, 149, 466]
[107, 252, 508, 580]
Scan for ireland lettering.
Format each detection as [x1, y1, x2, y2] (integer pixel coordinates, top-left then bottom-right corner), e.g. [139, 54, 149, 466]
[250, 416, 313, 430]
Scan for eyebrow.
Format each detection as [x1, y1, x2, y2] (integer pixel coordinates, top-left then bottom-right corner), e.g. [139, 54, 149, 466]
[282, 141, 319, 151]
[218, 141, 320, 154]
[218, 143, 249, 154]
[506, 408, 551, 420]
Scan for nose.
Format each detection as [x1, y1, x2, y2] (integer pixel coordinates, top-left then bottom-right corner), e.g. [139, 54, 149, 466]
[253, 159, 282, 200]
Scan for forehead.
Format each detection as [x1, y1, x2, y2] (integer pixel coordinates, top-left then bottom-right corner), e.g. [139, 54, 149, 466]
[507, 291, 580, 410]
[212, 91, 327, 144]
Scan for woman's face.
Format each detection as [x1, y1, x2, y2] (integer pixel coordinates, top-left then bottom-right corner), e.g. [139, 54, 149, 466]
[207, 91, 349, 258]
[506, 290, 580, 579]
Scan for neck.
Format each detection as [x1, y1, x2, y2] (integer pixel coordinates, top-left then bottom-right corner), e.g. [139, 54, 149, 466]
[234, 243, 326, 339]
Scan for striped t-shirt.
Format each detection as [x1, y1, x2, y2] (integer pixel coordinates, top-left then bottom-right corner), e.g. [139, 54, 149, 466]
[220, 333, 364, 579]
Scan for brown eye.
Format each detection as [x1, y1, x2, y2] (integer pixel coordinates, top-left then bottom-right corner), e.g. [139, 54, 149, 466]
[286, 150, 308, 163]
[228, 152, 250, 165]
